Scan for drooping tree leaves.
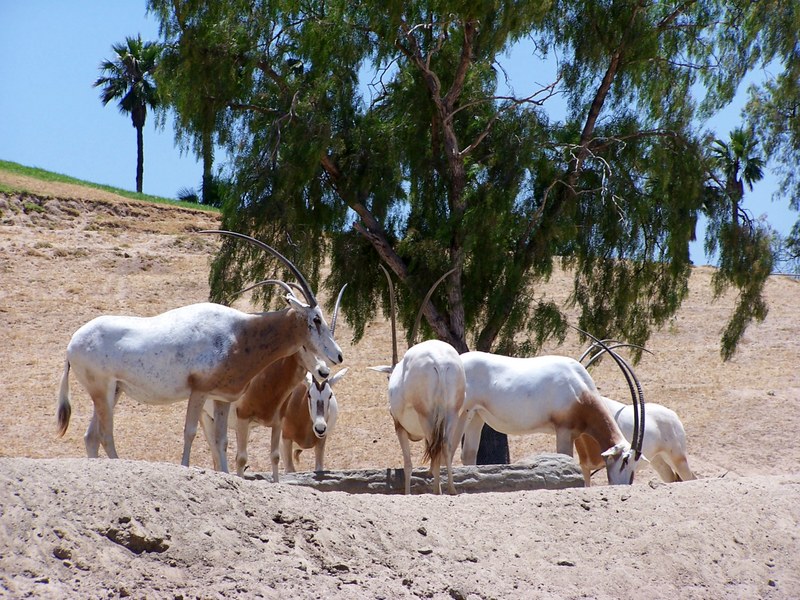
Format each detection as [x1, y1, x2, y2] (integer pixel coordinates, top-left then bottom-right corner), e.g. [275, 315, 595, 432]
[148, 0, 784, 362]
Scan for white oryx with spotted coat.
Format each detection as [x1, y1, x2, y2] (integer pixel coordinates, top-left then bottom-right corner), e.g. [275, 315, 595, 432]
[56, 230, 343, 473]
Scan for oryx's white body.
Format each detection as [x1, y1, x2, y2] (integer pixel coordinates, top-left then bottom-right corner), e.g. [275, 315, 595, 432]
[373, 340, 467, 495]
[460, 352, 645, 485]
[574, 396, 696, 485]
[199, 347, 328, 479]
[57, 230, 345, 474]
[58, 300, 341, 473]
[281, 369, 347, 473]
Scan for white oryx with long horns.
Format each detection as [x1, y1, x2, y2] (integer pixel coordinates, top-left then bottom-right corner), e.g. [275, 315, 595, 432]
[575, 341, 696, 485]
[200, 284, 347, 480]
[369, 266, 467, 495]
[56, 230, 343, 473]
[574, 396, 696, 484]
[460, 331, 647, 485]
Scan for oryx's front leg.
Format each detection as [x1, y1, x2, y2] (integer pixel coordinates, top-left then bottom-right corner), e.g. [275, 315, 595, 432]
[281, 437, 297, 473]
[555, 427, 575, 457]
[394, 420, 414, 495]
[460, 411, 484, 466]
[182, 391, 207, 469]
[270, 423, 282, 482]
[313, 439, 326, 472]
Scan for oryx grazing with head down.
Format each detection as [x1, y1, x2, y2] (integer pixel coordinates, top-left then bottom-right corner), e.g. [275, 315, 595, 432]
[369, 266, 467, 495]
[573, 341, 696, 485]
[200, 284, 348, 480]
[460, 331, 647, 485]
[56, 230, 343, 473]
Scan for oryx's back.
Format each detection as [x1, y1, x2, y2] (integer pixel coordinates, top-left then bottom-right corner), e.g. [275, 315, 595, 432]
[66, 303, 243, 403]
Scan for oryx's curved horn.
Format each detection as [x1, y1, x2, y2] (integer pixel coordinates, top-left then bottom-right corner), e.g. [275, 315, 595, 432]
[379, 265, 398, 368]
[571, 326, 646, 459]
[230, 279, 295, 301]
[578, 339, 653, 364]
[583, 343, 653, 369]
[330, 283, 348, 338]
[201, 230, 318, 308]
[410, 268, 456, 346]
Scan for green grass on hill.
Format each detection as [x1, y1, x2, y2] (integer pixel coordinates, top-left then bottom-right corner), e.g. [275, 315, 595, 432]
[0, 160, 219, 213]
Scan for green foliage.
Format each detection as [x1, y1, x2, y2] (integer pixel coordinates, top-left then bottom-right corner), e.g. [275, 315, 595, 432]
[94, 34, 163, 193]
[94, 35, 161, 128]
[150, 0, 785, 360]
[741, 0, 800, 258]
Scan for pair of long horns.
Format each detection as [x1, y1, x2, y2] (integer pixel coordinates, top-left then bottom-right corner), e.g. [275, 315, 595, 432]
[379, 264, 455, 368]
[573, 326, 647, 460]
[201, 229, 319, 309]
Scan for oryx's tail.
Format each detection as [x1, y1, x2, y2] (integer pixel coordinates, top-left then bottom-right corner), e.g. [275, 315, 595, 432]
[423, 412, 446, 465]
[423, 366, 448, 465]
[56, 359, 72, 437]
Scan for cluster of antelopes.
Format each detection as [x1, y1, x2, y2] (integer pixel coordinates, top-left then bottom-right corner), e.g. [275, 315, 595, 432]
[56, 230, 696, 494]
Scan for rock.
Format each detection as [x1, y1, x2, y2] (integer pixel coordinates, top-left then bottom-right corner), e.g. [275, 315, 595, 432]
[246, 453, 583, 493]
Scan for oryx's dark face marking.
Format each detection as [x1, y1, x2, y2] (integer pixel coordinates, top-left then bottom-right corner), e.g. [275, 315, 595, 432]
[308, 378, 333, 438]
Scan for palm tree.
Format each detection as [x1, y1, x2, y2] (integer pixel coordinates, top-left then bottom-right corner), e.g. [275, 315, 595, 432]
[711, 127, 765, 229]
[94, 35, 161, 193]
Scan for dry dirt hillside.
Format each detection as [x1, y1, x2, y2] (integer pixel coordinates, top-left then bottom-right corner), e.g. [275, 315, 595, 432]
[0, 177, 799, 599]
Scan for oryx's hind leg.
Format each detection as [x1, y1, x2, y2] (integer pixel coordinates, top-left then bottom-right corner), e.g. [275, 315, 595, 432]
[444, 412, 468, 494]
[394, 420, 414, 495]
[211, 400, 230, 473]
[85, 381, 120, 459]
[649, 455, 679, 482]
[672, 455, 696, 481]
[430, 455, 442, 495]
[234, 412, 250, 478]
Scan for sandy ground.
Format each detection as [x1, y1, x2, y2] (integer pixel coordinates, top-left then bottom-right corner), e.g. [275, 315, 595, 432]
[1, 177, 799, 598]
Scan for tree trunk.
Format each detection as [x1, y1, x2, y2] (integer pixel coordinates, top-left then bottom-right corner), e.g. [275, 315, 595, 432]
[201, 127, 214, 205]
[476, 424, 510, 465]
[135, 125, 144, 193]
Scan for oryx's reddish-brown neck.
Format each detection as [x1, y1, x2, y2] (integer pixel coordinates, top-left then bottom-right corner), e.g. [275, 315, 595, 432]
[191, 308, 306, 397]
[574, 390, 627, 452]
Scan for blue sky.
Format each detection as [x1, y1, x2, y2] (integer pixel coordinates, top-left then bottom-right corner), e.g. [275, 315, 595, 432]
[0, 2, 795, 266]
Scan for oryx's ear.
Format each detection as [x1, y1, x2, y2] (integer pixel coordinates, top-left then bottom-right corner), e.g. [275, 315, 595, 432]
[600, 442, 628, 459]
[328, 367, 349, 387]
[367, 365, 393, 374]
[287, 295, 310, 310]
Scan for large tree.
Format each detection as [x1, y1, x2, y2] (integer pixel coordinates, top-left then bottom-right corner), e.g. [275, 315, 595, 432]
[149, 0, 780, 461]
[742, 0, 800, 263]
[706, 128, 773, 360]
[94, 35, 162, 194]
[153, 4, 253, 205]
